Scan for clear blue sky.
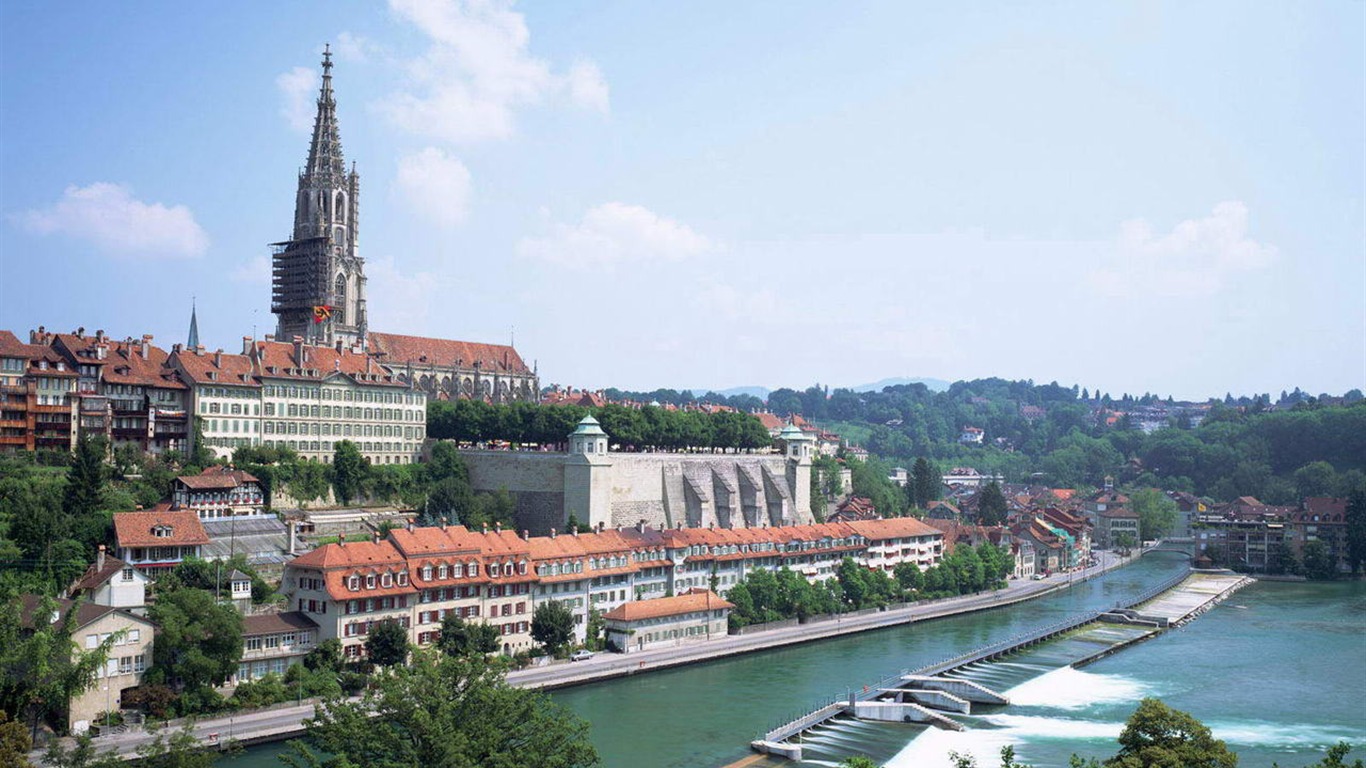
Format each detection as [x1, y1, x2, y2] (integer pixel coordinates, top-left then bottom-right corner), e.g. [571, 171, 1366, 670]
[2, 1, 1362, 400]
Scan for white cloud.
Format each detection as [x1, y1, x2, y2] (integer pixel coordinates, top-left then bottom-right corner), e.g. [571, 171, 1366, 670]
[14, 182, 208, 259]
[231, 254, 272, 284]
[1091, 201, 1277, 297]
[366, 255, 441, 331]
[393, 147, 473, 227]
[564, 60, 610, 114]
[334, 31, 381, 62]
[380, 0, 609, 143]
[518, 203, 712, 267]
[276, 66, 317, 133]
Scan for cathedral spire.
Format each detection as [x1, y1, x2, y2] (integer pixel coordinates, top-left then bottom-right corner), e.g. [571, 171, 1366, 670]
[304, 44, 345, 182]
[275, 44, 365, 350]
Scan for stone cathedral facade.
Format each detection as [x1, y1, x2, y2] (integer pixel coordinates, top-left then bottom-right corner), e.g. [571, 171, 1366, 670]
[272, 46, 367, 349]
[269, 47, 538, 403]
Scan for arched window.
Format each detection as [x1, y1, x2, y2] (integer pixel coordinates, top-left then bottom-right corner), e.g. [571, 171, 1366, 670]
[334, 274, 347, 323]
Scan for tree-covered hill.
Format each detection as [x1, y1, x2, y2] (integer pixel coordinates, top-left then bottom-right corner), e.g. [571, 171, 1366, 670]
[768, 380, 1366, 503]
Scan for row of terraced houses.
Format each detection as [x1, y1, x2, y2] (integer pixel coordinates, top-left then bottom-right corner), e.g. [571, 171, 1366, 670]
[1, 328, 529, 466]
[283, 516, 944, 657]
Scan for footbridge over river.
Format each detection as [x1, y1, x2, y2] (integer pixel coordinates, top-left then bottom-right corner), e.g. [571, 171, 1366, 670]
[752, 568, 1252, 761]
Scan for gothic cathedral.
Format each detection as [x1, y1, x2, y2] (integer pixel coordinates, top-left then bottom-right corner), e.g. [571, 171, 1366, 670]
[271, 45, 366, 349]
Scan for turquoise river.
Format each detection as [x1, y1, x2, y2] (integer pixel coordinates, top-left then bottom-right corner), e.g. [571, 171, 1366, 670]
[222, 553, 1366, 767]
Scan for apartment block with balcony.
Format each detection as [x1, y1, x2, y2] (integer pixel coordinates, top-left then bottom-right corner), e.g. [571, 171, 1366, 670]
[234, 611, 319, 683]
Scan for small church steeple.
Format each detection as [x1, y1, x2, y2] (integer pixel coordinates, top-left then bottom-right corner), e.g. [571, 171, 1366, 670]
[187, 299, 200, 349]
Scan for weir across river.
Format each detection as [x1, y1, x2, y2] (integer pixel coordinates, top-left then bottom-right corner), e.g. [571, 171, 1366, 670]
[752, 568, 1252, 761]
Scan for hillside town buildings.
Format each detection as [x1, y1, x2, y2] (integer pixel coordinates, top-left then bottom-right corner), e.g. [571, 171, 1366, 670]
[19, 596, 155, 734]
[281, 516, 945, 658]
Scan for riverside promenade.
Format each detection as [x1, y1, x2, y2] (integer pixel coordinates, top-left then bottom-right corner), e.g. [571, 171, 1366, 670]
[35, 551, 1144, 764]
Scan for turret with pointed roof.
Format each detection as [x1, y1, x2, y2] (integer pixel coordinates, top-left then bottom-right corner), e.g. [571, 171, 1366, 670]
[271, 44, 366, 350]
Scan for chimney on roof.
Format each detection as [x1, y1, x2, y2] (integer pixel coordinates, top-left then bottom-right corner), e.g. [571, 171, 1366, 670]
[337, 537, 345, 547]
[441, 517, 448, 531]
[287, 521, 297, 555]
[571, 526, 578, 537]
[521, 529, 530, 540]
[549, 528, 557, 539]
[265, 334, 275, 342]
[97, 544, 106, 572]
[141, 335, 152, 359]
[481, 523, 489, 534]
[637, 519, 646, 534]
[373, 530, 380, 544]
[596, 521, 605, 533]
[242, 336, 253, 355]
[493, 521, 502, 533]
[293, 336, 304, 365]
[407, 520, 414, 532]
[336, 340, 343, 353]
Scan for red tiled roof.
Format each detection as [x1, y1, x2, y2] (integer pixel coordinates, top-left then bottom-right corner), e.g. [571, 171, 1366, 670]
[753, 412, 786, 431]
[368, 332, 531, 375]
[250, 340, 408, 388]
[113, 510, 209, 548]
[602, 589, 732, 622]
[0, 330, 44, 358]
[100, 339, 186, 390]
[170, 348, 260, 387]
[176, 466, 261, 490]
[845, 517, 942, 540]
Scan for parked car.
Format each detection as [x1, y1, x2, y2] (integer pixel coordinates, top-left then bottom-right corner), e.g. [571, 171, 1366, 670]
[570, 650, 595, 662]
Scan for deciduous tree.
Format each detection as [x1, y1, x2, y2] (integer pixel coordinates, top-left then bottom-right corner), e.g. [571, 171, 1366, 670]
[1130, 489, 1178, 540]
[330, 441, 368, 506]
[1346, 489, 1366, 575]
[1105, 698, 1236, 768]
[531, 600, 575, 656]
[437, 614, 499, 658]
[146, 588, 243, 701]
[365, 620, 410, 667]
[286, 651, 598, 768]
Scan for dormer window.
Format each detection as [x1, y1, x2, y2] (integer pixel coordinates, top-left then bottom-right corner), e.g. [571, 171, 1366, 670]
[452, 563, 463, 578]
[397, 571, 407, 586]
[488, 562, 500, 577]
[348, 575, 359, 591]
[422, 565, 433, 581]
[152, 525, 173, 538]
[381, 573, 393, 588]
[437, 565, 448, 580]
[365, 574, 376, 589]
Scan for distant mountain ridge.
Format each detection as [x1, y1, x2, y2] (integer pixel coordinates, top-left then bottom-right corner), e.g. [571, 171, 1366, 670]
[849, 377, 951, 393]
[687, 379, 951, 399]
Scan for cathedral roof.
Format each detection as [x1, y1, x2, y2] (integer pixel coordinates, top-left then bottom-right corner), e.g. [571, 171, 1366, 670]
[367, 332, 532, 375]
